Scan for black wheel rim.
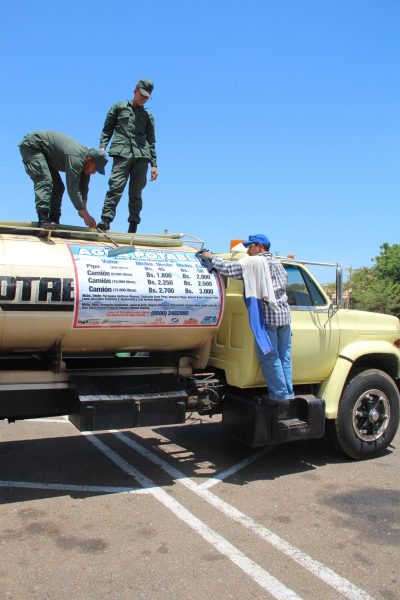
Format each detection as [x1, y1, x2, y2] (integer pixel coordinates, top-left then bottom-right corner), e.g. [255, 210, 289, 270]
[352, 388, 390, 442]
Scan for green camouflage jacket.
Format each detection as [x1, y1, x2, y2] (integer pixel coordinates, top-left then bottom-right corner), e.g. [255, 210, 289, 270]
[100, 101, 157, 167]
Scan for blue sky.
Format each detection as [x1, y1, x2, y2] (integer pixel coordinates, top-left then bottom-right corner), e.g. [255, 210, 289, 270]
[2, 0, 399, 282]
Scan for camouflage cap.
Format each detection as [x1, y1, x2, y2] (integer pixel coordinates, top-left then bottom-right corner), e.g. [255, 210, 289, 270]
[136, 78, 154, 98]
[88, 148, 108, 175]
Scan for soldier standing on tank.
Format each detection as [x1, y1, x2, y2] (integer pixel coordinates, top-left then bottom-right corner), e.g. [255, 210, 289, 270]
[96, 78, 158, 233]
[19, 130, 108, 229]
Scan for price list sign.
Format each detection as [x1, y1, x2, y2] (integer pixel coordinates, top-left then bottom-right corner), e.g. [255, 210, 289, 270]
[68, 245, 224, 328]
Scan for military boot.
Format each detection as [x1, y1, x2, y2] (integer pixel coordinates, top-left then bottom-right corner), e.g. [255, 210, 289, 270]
[96, 219, 110, 231]
[49, 212, 60, 225]
[37, 210, 57, 230]
[128, 222, 137, 233]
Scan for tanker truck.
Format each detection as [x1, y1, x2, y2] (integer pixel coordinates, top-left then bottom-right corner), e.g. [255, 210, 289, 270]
[0, 222, 399, 460]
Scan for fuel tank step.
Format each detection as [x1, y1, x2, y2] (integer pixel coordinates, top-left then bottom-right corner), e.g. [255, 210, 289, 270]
[68, 374, 187, 431]
[222, 392, 326, 447]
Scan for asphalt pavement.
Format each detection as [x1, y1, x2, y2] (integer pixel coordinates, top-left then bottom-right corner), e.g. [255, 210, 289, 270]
[0, 414, 399, 600]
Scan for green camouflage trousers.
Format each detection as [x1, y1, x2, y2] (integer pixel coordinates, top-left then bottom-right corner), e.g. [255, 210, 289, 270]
[100, 156, 149, 225]
[19, 139, 64, 221]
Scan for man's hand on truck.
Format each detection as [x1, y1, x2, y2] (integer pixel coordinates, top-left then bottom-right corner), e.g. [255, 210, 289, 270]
[195, 250, 215, 273]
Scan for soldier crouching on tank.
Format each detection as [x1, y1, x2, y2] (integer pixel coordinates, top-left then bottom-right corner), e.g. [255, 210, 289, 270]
[19, 130, 108, 230]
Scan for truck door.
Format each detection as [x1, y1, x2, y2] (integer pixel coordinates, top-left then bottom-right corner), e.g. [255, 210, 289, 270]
[286, 264, 340, 383]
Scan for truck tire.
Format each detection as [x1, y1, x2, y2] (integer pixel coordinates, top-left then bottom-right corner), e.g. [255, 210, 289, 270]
[327, 368, 400, 460]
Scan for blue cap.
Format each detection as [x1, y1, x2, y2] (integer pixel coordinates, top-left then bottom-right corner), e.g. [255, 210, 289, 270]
[242, 234, 271, 248]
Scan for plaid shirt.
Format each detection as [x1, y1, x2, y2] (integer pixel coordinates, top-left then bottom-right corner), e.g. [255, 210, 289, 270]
[211, 253, 291, 327]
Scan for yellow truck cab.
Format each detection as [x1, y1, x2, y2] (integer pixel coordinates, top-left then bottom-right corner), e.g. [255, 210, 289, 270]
[209, 249, 400, 459]
[0, 223, 399, 461]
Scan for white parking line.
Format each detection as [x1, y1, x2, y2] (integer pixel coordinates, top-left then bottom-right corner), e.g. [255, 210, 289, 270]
[114, 431, 374, 600]
[85, 432, 302, 600]
[6, 418, 374, 599]
[0, 480, 147, 494]
[198, 448, 275, 489]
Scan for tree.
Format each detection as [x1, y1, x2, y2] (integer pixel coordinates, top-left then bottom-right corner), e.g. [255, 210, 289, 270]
[323, 244, 400, 317]
[347, 246, 400, 317]
[350, 274, 400, 316]
[374, 243, 400, 283]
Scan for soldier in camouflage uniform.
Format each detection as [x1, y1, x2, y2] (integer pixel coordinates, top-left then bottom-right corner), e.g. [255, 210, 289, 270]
[97, 79, 158, 233]
[19, 130, 107, 229]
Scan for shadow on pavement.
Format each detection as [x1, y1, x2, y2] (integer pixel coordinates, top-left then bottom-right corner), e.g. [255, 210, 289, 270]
[0, 419, 397, 505]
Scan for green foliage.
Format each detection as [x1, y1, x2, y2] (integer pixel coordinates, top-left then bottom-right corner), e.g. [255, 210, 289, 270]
[346, 244, 400, 317]
[351, 277, 400, 315]
[374, 243, 400, 283]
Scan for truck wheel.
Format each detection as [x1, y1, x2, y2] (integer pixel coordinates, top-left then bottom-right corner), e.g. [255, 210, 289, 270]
[327, 368, 400, 460]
